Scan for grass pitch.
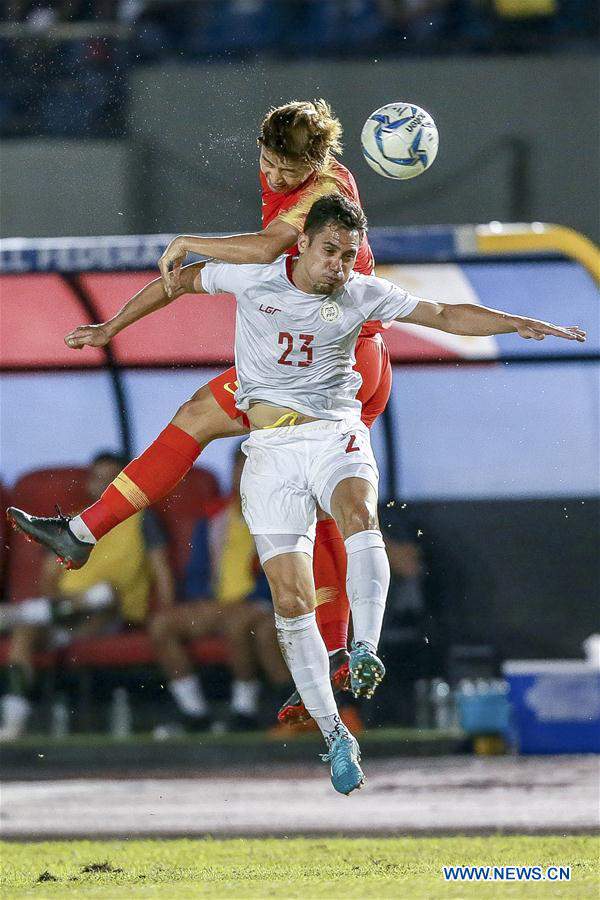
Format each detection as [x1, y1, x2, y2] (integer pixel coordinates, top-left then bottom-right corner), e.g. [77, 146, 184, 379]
[1, 836, 598, 899]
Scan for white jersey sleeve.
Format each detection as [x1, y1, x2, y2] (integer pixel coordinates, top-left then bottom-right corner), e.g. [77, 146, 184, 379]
[200, 260, 260, 296]
[365, 277, 420, 322]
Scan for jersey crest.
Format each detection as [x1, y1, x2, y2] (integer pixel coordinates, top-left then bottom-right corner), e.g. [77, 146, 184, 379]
[319, 299, 342, 323]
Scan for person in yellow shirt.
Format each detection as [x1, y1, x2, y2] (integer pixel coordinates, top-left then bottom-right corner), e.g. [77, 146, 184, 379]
[149, 447, 291, 732]
[0, 452, 175, 740]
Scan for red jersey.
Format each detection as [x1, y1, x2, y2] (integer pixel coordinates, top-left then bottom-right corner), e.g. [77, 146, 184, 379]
[260, 158, 383, 337]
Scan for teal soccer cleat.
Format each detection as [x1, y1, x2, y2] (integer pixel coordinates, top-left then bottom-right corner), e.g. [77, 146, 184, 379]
[349, 642, 385, 699]
[321, 733, 364, 795]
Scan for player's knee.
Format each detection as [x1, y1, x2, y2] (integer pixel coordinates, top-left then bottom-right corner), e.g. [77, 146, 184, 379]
[331, 479, 379, 538]
[273, 594, 315, 618]
[269, 576, 315, 618]
[172, 386, 219, 444]
[336, 502, 378, 539]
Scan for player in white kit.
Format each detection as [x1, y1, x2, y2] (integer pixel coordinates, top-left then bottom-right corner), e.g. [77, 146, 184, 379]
[184, 195, 584, 793]
[10, 195, 585, 794]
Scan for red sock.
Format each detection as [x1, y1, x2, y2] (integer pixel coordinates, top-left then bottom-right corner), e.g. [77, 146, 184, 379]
[81, 424, 201, 540]
[313, 518, 350, 653]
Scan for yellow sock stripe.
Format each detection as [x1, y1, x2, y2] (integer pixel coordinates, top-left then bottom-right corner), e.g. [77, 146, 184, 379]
[263, 413, 300, 429]
[315, 586, 339, 607]
[112, 472, 150, 510]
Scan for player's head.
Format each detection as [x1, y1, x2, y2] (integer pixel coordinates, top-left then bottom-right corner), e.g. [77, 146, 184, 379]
[87, 451, 126, 500]
[258, 99, 342, 192]
[296, 194, 367, 295]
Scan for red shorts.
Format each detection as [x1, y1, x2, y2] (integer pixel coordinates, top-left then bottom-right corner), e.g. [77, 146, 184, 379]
[208, 334, 392, 430]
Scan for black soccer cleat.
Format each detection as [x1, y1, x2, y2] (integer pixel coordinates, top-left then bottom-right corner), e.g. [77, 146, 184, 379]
[6, 506, 93, 570]
[277, 648, 350, 726]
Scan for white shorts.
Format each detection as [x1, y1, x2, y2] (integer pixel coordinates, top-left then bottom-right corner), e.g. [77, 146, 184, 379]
[240, 418, 379, 540]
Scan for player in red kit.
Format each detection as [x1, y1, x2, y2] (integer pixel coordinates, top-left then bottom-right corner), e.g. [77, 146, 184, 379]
[8, 100, 393, 725]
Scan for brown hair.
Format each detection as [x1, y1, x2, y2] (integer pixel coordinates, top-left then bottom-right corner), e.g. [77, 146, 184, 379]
[259, 99, 343, 172]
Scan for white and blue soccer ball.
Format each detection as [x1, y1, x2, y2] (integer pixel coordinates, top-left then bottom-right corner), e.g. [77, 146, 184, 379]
[361, 102, 439, 180]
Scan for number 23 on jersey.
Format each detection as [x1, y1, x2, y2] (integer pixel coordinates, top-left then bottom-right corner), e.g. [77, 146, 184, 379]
[277, 332, 314, 367]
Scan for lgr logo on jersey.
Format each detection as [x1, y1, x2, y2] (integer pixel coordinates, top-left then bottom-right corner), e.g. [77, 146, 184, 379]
[320, 300, 341, 323]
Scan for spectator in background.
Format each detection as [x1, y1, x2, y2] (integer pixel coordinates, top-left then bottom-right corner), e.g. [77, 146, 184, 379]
[0, 452, 174, 741]
[149, 446, 292, 733]
[376, 499, 431, 725]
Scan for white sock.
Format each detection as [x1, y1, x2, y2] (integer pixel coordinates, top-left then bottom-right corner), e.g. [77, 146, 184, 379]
[274, 611, 337, 720]
[231, 679, 259, 716]
[1, 694, 31, 731]
[169, 674, 207, 717]
[345, 530, 390, 653]
[69, 515, 97, 545]
[314, 712, 350, 747]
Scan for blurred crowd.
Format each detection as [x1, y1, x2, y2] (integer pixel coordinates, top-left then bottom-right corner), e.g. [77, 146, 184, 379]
[0, 449, 436, 740]
[1, 0, 598, 137]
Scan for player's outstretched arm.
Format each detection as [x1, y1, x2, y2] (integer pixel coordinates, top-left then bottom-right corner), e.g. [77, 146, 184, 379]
[158, 219, 298, 297]
[64, 262, 207, 350]
[402, 300, 586, 342]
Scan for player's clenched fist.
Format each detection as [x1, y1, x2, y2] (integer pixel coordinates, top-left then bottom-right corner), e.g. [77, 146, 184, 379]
[64, 323, 111, 349]
[158, 237, 187, 298]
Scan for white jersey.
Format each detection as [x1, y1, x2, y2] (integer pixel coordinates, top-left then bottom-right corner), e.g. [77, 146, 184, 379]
[201, 255, 419, 421]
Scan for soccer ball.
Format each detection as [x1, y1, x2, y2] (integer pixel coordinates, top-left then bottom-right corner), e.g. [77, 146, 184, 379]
[361, 102, 439, 180]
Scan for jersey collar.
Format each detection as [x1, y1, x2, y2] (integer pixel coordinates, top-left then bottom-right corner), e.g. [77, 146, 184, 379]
[285, 254, 297, 287]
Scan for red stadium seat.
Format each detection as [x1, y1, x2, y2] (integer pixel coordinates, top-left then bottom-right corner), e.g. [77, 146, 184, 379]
[0, 636, 57, 669]
[6, 468, 89, 603]
[0, 633, 229, 671]
[64, 633, 229, 668]
[155, 465, 221, 576]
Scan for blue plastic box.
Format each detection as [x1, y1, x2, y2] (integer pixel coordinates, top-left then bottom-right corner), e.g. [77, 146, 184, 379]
[456, 691, 511, 736]
[503, 661, 600, 754]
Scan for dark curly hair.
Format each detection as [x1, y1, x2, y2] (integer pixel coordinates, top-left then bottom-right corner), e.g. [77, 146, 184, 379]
[258, 99, 343, 172]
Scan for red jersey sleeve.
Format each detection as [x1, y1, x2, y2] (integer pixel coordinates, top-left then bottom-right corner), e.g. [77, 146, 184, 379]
[260, 159, 374, 276]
